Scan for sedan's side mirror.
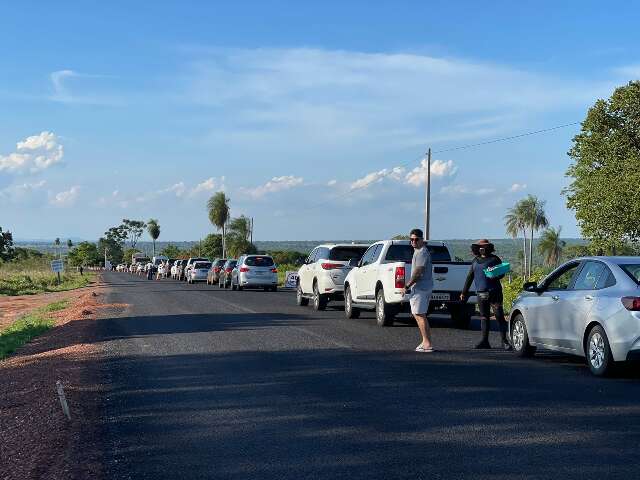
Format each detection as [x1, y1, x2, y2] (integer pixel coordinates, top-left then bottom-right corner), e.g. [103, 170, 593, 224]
[523, 281, 540, 293]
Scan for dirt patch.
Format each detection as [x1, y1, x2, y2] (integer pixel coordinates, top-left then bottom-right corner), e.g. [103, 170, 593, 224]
[0, 277, 127, 480]
[0, 291, 77, 330]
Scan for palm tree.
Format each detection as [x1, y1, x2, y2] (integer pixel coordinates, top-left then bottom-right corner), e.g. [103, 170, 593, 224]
[147, 219, 161, 256]
[538, 226, 566, 267]
[67, 239, 73, 249]
[54, 237, 61, 259]
[505, 201, 528, 279]
[521, 195, 549, 278]
[207, 192, 230, 258]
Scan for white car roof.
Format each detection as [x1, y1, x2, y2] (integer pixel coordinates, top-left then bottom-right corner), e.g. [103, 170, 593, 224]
[314, 243, 371, 249]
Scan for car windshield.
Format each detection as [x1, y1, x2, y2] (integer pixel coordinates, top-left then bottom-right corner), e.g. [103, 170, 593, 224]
[620, 264, 640, 284]
[194, 262, 212, 269]
[329, 246, 368, 261]
[245, 256, 274, 267]
[226, 261, 237, 268]
[215, 259, 227, 267]
[385, 245, 451, 262]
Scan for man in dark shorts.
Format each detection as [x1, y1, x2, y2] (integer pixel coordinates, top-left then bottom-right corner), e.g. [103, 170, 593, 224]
[460, 239, 511, 350]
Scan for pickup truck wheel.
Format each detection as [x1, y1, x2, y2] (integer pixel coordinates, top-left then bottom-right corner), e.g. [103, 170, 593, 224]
[450, 304, 474, 330]
[344, 286, 360, 319]
[296, 285, 309, 306]
[376, 289, 395, 327]
[313, 283, 327, 311]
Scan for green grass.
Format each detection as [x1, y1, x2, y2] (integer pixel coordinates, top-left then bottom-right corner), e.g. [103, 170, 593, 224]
[277, 263, 299, 286]
[0, 299, 69, 359]
[0, 259, 95, 296]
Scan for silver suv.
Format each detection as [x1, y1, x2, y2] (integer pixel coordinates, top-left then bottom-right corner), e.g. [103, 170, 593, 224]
[232, 255, 278, 292]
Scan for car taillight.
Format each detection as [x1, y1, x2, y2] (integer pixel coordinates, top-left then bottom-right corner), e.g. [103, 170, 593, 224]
[622, 297, 640, 311]
[321, 263, 344, 270]
[271, 268, 278, 273]
[395, 266, 405, 289]
[225, 268, 232, 273]
[214, 267, 221, 272]
[240, 267, 250, 272]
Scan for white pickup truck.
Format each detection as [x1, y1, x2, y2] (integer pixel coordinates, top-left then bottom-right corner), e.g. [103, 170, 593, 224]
[343, 240, 475, 328]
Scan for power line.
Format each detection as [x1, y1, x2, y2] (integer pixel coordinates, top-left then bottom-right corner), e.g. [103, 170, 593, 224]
[301, 121, 581, 211]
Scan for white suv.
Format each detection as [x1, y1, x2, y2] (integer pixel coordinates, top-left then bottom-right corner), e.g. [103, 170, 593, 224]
[296, 244, 370, 310]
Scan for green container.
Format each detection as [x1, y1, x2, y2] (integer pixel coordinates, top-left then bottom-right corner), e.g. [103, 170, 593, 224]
[484, 262, 511, 278]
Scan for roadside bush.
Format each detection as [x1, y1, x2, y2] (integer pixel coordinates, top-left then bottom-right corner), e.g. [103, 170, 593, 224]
[501, 269, 549, 312]
[276, 263, 299, 286]
[0, 257, 94, 295]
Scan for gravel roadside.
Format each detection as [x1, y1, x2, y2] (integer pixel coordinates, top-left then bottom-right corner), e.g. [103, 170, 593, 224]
[0, 277, 126, 480]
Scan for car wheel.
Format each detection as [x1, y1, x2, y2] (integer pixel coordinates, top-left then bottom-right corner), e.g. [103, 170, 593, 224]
[297, 285, 309, 306]
[232, 281, 237, 291]
[313, 282, 327, 311]
[238, 284, 243, 291]
[375, 288, 395, 327]
[271, 286, 278, 292]
[511, 314, 536, 357]
[344, 286, 360, 319]
[263, 287, 269, 292]
[587, 325, 614, 376]
[450, 304, 473, 330]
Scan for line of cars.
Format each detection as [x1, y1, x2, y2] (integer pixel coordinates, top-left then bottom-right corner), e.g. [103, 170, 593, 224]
[115, 242, 640, 376]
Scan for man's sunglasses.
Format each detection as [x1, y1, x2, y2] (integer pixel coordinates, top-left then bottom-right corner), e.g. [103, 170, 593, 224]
[409, 237, 422, 242]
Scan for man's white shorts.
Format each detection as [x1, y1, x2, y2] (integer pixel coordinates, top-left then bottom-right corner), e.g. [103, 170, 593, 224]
[409, 289, 432, 315]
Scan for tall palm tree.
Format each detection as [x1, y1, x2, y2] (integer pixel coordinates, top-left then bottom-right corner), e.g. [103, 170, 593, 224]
[538, 226, 566, 267]
[521, 195, 549, 278]
[505, 201, 528, 279]
[147, 219, 161, 256]
[207, 192, 230, 258]
[67, 239, 73, 249]
[54, 237, 61, 259]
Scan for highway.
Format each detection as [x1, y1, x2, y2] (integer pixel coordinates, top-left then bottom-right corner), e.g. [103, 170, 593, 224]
[97, 271, 640, 479]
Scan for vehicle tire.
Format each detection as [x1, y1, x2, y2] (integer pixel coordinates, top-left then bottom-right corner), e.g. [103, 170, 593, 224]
[231, 281, 237, 291]
[296, 285, 309, 306]
[511, 314, 536, 357]
[376, 288, 395, 327]
[313, 282, 327, 311]
[344, 286, 360, 319]
[264, 287, 269, 292]
[450, 304, 474, 330]
[238, 285, 243, 291]
[586, 325, 615, 377]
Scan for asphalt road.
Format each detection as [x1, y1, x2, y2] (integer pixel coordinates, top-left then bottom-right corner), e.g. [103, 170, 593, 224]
[98, 271, 640, 480]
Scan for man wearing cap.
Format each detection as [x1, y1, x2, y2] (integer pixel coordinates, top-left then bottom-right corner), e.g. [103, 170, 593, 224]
[460, 239, 511, 350]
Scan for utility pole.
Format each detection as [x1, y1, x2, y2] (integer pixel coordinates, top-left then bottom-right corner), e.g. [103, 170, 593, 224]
[250, 217, 254, 244]
[424, 148, 431, 240]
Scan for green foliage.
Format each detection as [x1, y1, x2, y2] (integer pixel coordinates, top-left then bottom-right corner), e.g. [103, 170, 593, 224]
[67, 239, 73, 248]
[98, 237, 124, 265]
[0, 266, 93, 295]
[200, 234, 223, 259]
[207, 192, 230, 231]
[10, 247, 44, 262]
[122, 219, 146, 248]
[147, 219, 160, 255]
[160, 244, 182, 259]
[276, 264, 299, 286]
[0, 227, 14, 262]
[392, 234, 409, 240]
[565, 81, 640, 253]
[122, 247, 141, 264]
[538, 227, 566, 267]
[0, 299, 68, 359]
[269, 250, 307, 266]
[226, 238, 257, 259]
[501, 269, 549, 312]
[68, 241, 101, 267]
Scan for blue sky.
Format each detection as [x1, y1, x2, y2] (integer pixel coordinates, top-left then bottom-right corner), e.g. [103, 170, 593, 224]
[1, 1, 639, 241]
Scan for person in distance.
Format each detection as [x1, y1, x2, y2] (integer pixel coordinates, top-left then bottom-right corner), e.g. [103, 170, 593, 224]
[404, 228, 434, 353]
[460, 239, 511, 350]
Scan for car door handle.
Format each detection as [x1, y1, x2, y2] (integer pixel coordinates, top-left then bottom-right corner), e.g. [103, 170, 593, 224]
[584, 295, 594, 301]
[551, 295, 560, 301]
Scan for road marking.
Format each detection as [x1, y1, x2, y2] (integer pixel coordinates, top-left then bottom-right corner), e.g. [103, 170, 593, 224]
[208, 295, 259, 314]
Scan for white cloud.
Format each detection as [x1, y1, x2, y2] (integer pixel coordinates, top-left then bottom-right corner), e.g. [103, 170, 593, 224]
[350, 167, 405, 190]
[327, 179, 337, 187]
[50, 70, 77, 102]
[160, 182, 186, 198]
[50, 186, 80, 207]
[0, 131, 64, 174]
[242, 175, 304, 198]
[509, 183, 528, 193]
[614, 64, 640, 78]
[405, 159, 458, 187]
[0, 180, 46, 203]
[49, 69, 121, 105]
[440, 184, 495, 196]
[190, 176, 224, 196]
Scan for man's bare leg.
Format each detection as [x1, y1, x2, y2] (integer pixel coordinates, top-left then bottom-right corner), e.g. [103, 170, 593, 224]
[413, 313, 432, 349]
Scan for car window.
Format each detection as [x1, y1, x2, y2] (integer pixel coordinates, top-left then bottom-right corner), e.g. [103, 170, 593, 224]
[360, 245, 378, 266]
[317, 247, 331, 261]
[574, 261, 610, 290]
[194, 262, 212, 269]
[546, 263, 581, 291]
[306, 249, 317, 264]
[620, 264, 640, 284]
[370, 244, 383, 263]
[245, 256, 274, 267]
[329, 246, 368, 261]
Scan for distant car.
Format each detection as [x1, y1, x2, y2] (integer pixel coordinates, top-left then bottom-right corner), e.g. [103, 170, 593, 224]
[232, 255, 278, 292]
[183, 257, 209, 281]
[187, 261, 212, 284]
[207, 258, 228, 285]
[510, 256, 640, 376]
[218, 259, 238, 289]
